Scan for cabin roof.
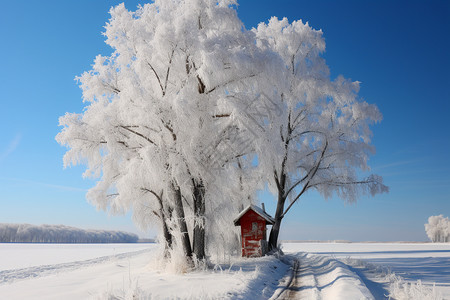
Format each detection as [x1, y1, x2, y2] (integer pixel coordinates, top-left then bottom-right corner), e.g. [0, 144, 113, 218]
[233, 204, 275, 226]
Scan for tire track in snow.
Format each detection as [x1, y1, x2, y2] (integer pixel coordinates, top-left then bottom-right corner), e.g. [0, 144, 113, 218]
[0, 248, 152, 284]
[273, 255, 320, 299]
[271, 258, 303, 299]
[283, 259, 301, 299]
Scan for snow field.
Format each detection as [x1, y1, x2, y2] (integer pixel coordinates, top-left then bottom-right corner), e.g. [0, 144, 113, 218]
[0, 245, 156, 300]
[0, 244, 291, 299]
[341, 257, 444, 300]
[0, 243, 154, 271]
[0, 242, 448, 299]
[281, 242, 450, 258]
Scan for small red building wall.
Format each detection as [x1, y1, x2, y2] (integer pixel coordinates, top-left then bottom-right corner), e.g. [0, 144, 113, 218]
[240, 210, 267, 257]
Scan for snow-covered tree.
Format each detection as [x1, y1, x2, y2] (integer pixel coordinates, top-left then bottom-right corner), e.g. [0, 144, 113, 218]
[425, 215, 450, 242]
[57, 0, 259, 264]
[249, 17, 388, 250]
[57, 0, 387, 261]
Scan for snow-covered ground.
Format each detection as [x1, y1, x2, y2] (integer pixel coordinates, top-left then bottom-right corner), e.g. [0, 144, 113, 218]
[0, 242, 448, 299]
[0, 243, 153, 271]
[282, 242, 450, 299]
[0, 243, 289, 299]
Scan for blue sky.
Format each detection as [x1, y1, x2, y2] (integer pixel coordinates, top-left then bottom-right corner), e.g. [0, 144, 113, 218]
[0, 0, 449, 241]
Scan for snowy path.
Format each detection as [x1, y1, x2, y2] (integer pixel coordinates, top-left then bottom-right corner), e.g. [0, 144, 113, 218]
[271, 253, 374, 300]
[271, 259, 300, 299]
[295, 253, 374, 299]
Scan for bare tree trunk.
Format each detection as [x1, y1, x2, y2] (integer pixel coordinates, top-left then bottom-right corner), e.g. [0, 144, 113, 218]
[192, 180, 206, 260]
[152, 191, 173, 257]
[142, 188, 174, 257]
[268, 172, 286, 251]
[161, 206, 173, 257]
[268, 192, 286, 251]
[172, 183, 192, 258]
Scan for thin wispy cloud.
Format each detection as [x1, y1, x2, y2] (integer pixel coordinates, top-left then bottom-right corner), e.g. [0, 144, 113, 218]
[393, 178, 450, 189]
[41, 182, 88, 192]
[373, 159, 422, 171]
[0, 133, 22, 162]
[0, 177, 88, 192]
[380, 167, 446, 178]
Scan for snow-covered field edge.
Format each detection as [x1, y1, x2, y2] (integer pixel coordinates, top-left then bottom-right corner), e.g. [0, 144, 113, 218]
[342, 257, 444, 300]
[96, 252, 292, 300]
[98, 251, 444, 300]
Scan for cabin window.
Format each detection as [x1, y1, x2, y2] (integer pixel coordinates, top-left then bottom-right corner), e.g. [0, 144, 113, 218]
[252, 222, 258, 232]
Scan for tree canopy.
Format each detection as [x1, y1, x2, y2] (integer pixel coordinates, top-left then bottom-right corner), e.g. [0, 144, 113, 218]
[57, 0, 387, 266]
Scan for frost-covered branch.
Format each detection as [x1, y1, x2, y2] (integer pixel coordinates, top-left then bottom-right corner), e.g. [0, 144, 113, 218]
[147, 61, 165, 96]
[205, 73, 257, 95]
[282, 140, 328, 217]
[118, 126, 156, 146]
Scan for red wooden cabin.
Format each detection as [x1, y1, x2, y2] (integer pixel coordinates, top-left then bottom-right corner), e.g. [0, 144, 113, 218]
[233, 204, 274, 257]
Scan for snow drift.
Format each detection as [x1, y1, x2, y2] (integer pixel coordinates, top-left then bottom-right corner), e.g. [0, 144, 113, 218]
[0, 223, 138, 243]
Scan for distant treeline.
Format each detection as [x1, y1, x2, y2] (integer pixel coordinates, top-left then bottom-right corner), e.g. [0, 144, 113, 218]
[0, 223, 139, 243]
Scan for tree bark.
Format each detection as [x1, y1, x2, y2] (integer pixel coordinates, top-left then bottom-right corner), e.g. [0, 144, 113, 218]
[172, 183, 192, 258]
[269, 172, 286, 251]
[192, 180, 206, 260]
[161, 206, 173, 257]
[152, 191, 173, 257]
[268, 192, 286, 251]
